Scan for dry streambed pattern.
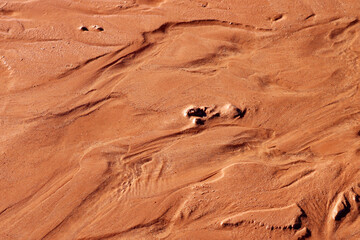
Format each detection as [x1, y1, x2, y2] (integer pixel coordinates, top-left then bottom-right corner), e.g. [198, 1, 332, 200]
[0, 0, 360, 239]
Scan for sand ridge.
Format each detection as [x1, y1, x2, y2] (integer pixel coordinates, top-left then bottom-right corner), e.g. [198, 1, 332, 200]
[1, 0, 360, 239]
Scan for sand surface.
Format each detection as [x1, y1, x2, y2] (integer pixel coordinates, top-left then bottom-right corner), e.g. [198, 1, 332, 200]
[1, 0, 360, 239]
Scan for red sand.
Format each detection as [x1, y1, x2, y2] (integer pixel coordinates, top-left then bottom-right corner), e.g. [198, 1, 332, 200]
[1, 0, 360, 239]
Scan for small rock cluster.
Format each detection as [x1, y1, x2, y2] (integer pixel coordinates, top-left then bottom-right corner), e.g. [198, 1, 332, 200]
[79, 25, 104, 32]
[184, 104, 247, 125]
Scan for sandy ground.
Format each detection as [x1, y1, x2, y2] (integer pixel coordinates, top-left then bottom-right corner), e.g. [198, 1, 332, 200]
[0, 0, 360, 239]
